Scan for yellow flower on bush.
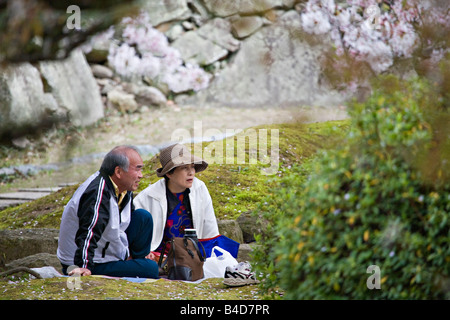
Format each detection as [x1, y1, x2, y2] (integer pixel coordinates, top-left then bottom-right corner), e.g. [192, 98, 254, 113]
[364, 230, 370, 242]
[348, 216, 355, 225]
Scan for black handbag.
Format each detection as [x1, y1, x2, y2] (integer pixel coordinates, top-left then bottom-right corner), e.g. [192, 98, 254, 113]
[159, 237, 206, 281]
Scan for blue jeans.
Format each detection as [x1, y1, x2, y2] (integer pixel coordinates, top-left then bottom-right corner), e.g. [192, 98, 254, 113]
[91, 209, 159, 279]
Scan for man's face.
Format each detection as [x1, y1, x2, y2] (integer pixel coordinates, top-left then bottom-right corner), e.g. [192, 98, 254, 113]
[116, 150, 143, 192]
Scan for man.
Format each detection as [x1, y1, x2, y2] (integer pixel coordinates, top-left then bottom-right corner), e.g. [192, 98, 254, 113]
[57, 145, 158, 278]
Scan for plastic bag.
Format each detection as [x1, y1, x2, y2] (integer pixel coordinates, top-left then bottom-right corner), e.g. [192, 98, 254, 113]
[203, 246, 238, 279]
[30, 266, 62, 279]
[199, 235, 240, 258]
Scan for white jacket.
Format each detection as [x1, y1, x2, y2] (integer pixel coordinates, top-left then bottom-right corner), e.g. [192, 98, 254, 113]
[134, 177, 219, 251]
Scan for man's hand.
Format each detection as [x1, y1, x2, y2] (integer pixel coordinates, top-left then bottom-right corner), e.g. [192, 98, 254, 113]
[68, 267, 91, 276]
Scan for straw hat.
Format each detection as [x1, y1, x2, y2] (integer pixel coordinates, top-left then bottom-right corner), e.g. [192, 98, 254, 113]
[156, 143, 208, 177]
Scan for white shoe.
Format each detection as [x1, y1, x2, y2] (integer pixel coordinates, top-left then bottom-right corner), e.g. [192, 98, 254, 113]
[223, 261, 259, 287]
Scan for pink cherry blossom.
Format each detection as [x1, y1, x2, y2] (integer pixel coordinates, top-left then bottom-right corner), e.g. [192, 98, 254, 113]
[299, 0, 448, 76]
[104, 11, 211, 93]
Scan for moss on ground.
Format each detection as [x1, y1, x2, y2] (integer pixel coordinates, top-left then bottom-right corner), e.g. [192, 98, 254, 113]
[0, 276, 265, 300]
[0, 184, 79, 229]
[0, 120, 349, 229]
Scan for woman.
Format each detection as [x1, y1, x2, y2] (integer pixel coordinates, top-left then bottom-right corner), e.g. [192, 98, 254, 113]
[133, 143, 219, 257]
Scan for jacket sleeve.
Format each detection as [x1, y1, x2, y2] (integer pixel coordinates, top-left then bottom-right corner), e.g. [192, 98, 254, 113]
[201, 184, 219, 238]
[130, 192, 135, 212]
[133, 190, 146, 210]
[74, 177, 110, 271]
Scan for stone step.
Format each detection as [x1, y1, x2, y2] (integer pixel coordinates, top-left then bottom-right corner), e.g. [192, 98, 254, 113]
[18, 187, 61, 193]
[0, 187, 63, 210]
[0, 199, 28, 210]
[0, 191, 52, 200]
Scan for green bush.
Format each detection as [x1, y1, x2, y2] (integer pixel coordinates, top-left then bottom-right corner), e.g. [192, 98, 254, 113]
[254, 76, 450, 299]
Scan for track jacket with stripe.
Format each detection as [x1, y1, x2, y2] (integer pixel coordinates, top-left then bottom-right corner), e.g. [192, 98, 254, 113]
[57, 170, 133, 271]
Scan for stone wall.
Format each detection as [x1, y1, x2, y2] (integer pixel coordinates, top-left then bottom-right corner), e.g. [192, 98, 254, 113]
[141, 0, 345, 108]
[87, 0, 345, 111]
[0, 50, 104, 141]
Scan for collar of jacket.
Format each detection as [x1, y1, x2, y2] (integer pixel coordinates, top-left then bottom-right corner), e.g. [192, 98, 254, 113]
[99, 168, 132, 208]
[147, 178, 199, 219]
[165, 183, 192, 217]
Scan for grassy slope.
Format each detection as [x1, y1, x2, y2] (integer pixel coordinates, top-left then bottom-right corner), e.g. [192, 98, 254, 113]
[0, 120, 348, 229]
[0, 120, 349, 300]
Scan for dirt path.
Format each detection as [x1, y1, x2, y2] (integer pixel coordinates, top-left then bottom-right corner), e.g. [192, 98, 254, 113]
[0, 104, 347, 193]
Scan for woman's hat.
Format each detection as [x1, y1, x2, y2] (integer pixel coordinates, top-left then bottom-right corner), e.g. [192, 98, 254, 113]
[156, 143, 208, 177]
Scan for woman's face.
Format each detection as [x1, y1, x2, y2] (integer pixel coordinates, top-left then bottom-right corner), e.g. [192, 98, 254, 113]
[166, 163, 196, 193]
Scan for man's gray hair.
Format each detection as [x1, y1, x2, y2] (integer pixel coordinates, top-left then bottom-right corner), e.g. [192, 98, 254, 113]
[100, 145, 140, 176]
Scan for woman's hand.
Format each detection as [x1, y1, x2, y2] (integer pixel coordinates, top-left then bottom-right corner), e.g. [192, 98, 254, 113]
[68, 267, 91, 276]
[145, 252, 158, 261]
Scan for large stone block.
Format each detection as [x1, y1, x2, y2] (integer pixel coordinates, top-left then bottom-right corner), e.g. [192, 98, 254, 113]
[0, 50, 104, 140]
[144, 0, 191, 27]
[172, 31, 229, 66]
[39, 50, 104, 127]
[237, 211, 269, 243]
[217, 220, 244, 244]
[0, 63, 60, 139]
[202, 0, 295, 17]
[0, 228, 59, 267]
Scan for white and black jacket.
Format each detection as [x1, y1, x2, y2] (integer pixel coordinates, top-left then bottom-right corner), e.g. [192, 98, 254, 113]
[57, 170, 133, 271]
